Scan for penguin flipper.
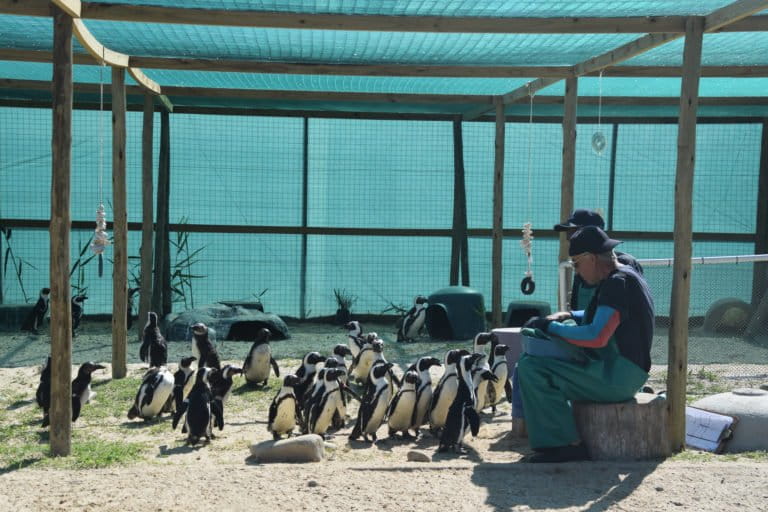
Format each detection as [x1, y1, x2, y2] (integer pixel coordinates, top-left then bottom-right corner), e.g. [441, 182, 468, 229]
[71, 396, 82, 422]
[172, 400, 188, 430]
[388, 369, 402, 389]
[467, 407, 481, 437]
[139, 340, 149, 363]
[212, 400, 224, 430]
[341, 383, 360, 402]
[270, 357, 280, 378]
[504, 379, 513, 403]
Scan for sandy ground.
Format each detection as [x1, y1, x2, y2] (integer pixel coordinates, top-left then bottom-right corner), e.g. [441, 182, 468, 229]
[1, 321, 767, 511]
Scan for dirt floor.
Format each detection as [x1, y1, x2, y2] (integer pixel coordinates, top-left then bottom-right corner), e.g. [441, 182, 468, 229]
[0, 320, 767, 511]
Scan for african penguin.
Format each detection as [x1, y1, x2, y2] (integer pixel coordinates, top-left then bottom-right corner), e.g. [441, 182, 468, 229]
[71, 361, 106, 423]
[71, 295, 87, 336]
[139, 311, 168, 368]
[307, 368, 344, 438]
[408, 356, 441, 437]
[428, 348, 470, 435]
[178, 366, 214, 445]
[172, 356, 197, 414]
[302, 358, 340, 423]
[470, 353, 496, 413]
[397, 295, 428, 342]
[293, 351, 325, 426]
[349, 361, 394, 443]
[486, 344, 512, 414]
[438, 353, 483, 453]
[127, 366, 174, 421]
[21, 287, 50, 334]
[349, 333, 382, 384]
[126, 287, 141, 330]
[345, 320, 364, 357]
[191, 322, 221, 370]
[242, 327, 280, 386]
[209, 364, 243, 430]
[36, 356, 52, 427]
[268, 374, 302, 440]
[386, 370, 419, 439]
[472, 332, 494, 358]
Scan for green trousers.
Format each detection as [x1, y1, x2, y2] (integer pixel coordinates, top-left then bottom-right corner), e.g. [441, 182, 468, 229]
[517, 349, 649, 450]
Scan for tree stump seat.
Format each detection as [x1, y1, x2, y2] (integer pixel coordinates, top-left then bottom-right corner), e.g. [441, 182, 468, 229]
[573, 392, 670, 460]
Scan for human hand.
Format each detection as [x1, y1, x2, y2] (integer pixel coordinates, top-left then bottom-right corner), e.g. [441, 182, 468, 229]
[546, 312, 572, 322]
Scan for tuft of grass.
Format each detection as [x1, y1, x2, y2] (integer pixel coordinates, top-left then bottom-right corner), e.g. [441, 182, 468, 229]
[46, 438, 148, 469]
[672, 449, 768, 463]
[86, 375, 143, 420]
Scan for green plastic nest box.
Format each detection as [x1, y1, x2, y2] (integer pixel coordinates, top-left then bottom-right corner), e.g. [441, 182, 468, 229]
[505, 300, 551, 327]
[426, 286, 486, 340]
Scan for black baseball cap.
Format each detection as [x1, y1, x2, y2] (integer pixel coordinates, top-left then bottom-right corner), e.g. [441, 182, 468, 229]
[554, 209, 605, 231]
[568, 226, 622, 256]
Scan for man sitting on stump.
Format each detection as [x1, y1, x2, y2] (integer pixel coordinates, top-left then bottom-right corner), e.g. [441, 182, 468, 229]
[518, 226, 655, 463]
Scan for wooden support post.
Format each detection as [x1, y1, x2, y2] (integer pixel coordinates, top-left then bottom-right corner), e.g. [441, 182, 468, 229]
[450, 117, 469, 286]
[300, 117, 309, 319]
[751, 120, 768, 307]
[160, 110, 172, 316]
[559, 77, 578, 309]
[50, 6, 73, 457]
[137, 94, 154, 340]
[111, 66, 128, 379]
[152, 110, 170, 315]
[491, 99, 505, 328]
[668, 16, 704, 454]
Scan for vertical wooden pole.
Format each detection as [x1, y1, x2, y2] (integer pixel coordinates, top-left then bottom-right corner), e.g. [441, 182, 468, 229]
[607, 123, 619, 231]
[451, 117, 469, 286]
[668, 16, 704, 453]
[161, 111, 172, 317]
[560, 77, 578, 309]
[152, 110, 169, 315]
[300, 117, 309, 319]
[137, 94, 154, 340]
[491, 99, 505, 328]
[752, 120, 768, 306]
[111, 67, 127, 379]
[50, 6, 73, 456]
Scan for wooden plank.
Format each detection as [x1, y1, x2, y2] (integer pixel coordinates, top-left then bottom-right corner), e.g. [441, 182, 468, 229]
[127, 67, 161, 95]
[491, 98, 505, 328]
[51, 0, 80, 18]
[668, 15, 704, 454]
[572, 32, 679, 78]
[463, 78, 558, 120]
[152, 111, 170, 315]
[137, 94, 154, 342]
[156, 95, 174, 113]
[49, 5, 73, 457]
[111, 66, 128, 379]
[72, 19, 129, 68]
[704, 0, 768, 32]
[559, 77, 577, 308]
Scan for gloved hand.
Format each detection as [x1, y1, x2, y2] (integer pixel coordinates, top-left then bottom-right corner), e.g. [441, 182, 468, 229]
[524, 316, 552, 333]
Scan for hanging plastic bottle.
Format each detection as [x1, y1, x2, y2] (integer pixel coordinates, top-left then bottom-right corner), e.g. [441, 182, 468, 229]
[520, 222, 535, 295]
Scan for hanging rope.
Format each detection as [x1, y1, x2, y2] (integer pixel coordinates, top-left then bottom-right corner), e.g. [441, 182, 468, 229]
[591, 71, 606, 215]
[90, 50, 110, 276]
[520, 87, 535, 295]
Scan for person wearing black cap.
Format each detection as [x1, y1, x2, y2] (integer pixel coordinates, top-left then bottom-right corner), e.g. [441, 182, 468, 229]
[554, 209, 643, 311]
[517, 226, 654, 463]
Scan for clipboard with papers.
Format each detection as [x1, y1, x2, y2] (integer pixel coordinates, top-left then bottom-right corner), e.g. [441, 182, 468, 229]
[685, 406, 737, 453]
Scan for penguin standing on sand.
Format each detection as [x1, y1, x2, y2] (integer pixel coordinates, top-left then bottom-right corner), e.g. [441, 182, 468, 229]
[191, 322, 221, 370]
[140, 312, 167, 367]
[21, 287, 50, 334]
[349, 361, 394, 443]
[71, 295, 87, 336]
[302, 358, 340, 419]
[429, 349, 470, 435]
[386, 370, 419, 439]
[175, 367, 214, 445]
[35, 356, 52, 426]
[209, 364, 243, 430]
[345, 320, 364, 357]
[292, 351, 324, 408]
[486, 344, 512, 413]
[397, 295, 428, 342]
[172, 356, 197, 413]
[407, 356, 441, 437]
[242, 328, 280, 386]
[127, 366, 175, 421]
[268, 374, 302, 440]
[126, 287, 141, 330]
[439, 353, 482, 453]
[349, 333, 382, 384]
[472, 357, 498, 414]
[71, 361, 106, 423]
[307, 368, 344, 438]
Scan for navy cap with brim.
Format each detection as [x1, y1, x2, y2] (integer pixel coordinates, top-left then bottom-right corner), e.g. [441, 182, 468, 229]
[568, 226, 622, 256]
[554, 209, 605, 231]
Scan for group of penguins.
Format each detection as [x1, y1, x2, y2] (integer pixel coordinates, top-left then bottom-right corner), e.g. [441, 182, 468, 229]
[34, 306, 514, 454]
[21, 286, 142, 336]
